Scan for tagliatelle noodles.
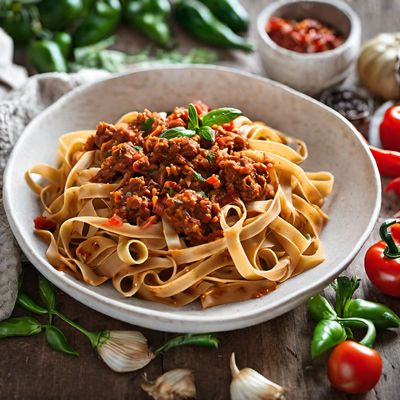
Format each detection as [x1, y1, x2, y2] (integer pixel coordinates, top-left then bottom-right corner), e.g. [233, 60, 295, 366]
[26, 113, 333, 308]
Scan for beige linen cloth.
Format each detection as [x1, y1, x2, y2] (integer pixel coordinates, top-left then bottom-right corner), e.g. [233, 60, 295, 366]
[0, 29, 108, 319]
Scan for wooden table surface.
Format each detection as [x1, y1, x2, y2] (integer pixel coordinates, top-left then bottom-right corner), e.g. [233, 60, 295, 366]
[2, 1, 400, 399]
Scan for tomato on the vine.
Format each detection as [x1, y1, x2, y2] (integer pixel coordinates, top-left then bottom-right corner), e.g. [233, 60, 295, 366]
[380, 105, 400, 151]
[327, 341, 382, 394]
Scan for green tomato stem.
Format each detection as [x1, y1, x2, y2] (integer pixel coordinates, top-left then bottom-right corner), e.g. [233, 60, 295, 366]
[380, 219, 400, 258]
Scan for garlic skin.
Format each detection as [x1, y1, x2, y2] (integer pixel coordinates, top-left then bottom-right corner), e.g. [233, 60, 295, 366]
[230, 353, 286, 400]
[141, 368, 196, 400]
[97, 330, 155, 373]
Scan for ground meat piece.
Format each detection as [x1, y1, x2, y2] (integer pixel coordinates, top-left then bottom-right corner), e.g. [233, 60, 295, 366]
[91, 143, 141, 183]
[85, 122, 143, 152]
[214, 125, 248, 152]
[218, 156, 274, 202]
[111, 177, 158, 224]
[145, 136, 200, 165]
[164, 189, 222, 245]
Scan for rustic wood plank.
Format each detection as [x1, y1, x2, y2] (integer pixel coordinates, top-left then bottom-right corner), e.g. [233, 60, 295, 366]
[2, 1, 400, 399]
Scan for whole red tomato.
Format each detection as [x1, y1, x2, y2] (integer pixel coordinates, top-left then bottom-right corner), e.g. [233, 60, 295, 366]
[327, 341, 382, 394]
[364, 222, 400, 297]
[380, 105, 400, 151]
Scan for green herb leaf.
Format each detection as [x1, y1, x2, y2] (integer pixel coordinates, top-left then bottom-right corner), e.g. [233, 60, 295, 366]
[199, 190, 207, 198]
[159, 127, 196, 139]
[311, 319, 347, 359]
[188, 103, 199, 130]
[332, 276, 360, 317]
[201, 107, 242, 127]
[192, 171, 205, 182]
[17, 292, 48, 315]
[133, 145, 143, 151]
[307, 295, 337, 322]
[155, 333, 218, 356]
[198, 126, 215, 142]
[45, 325, 79, 356]
[0, 316, 42, 338]
[206, 151, 216, 163]
[142, 118, 154, 132]
[38, 275, 56, 311]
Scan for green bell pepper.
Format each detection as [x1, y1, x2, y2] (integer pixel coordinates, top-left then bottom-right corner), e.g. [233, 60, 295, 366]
[38, 0, 83, 30]
[0, 3, 32, 44]
[28, 39, 68, 73]
[123, 0, 173, 48]
[73, 0, 121, 47]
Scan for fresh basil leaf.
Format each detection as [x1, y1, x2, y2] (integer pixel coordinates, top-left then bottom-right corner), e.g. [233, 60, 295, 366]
[311, 320, 347, 359]
[142, 118, 154, 132]
[159, 127, 196, 139]
[206, 151, 216, 163]
[188, 103, 199, 130]
[192, 171, 205, 182]
[133, 145, 143, 151]
[333, 276, 360, 317]
[307, 295, 337, 322]
[201, 107, 241, 127]
[38, 275, 56, 311]
[198, 126, 215, 142]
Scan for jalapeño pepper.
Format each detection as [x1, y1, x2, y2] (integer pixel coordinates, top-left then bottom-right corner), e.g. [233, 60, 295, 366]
[38, 0, 83, 30]
[73, 0, 121, 47]
[174, 0, 254, 52]
[199, 0, 249, 33]
[123, 0, 173, 48]
[28, 39, 68, 73]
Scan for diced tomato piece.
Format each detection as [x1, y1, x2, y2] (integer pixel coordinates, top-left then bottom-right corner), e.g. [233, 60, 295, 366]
[33, 216, 57, 232]
[206, 175, 220, 185]
[140, 215, 158, 229]
[104, 214, 123, 227]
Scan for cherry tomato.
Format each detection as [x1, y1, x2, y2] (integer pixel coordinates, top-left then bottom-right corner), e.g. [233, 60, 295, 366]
[327, 341, 382, 394]
[380, 105, 400, 152]
[365, 220, 400, 297]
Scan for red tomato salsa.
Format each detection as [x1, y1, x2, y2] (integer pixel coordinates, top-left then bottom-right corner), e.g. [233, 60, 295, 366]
[266, 16, 344, 53]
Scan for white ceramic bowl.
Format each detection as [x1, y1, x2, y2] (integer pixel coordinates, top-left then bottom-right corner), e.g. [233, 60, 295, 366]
[3, 65, 380, 333]
[257, 0, 361, 95]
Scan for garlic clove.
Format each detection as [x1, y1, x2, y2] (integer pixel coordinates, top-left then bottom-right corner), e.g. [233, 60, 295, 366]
[230, 353, 286, 400]
[97, 330, 155, 373]
[141, 368, 197, 400]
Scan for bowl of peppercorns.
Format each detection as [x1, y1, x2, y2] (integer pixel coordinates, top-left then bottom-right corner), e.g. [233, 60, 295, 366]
[257, 0, 361, 96]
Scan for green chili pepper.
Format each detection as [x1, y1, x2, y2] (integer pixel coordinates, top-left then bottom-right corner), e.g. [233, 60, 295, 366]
[38, 0, 82, 30]
[53, 31, 72, 58]
[28, 39, 68, 72]
[0, 316, 42, 338]
[307, 295, 337, 322]
[155, 333, 219, 355]
[174, 0, 254, 52]
[198, 0, 249, 33]
[344, 298, 400, 330]
[311, 319, 347, 359]
[73, 0, 121, 47]
[338, 317, 376, 348]
[123, 0, 173, 48]
[45, 325, 79, 356]
[38, 275, 56, 311]
[17, 292, 48, 315]
[0, 3, 32, 44]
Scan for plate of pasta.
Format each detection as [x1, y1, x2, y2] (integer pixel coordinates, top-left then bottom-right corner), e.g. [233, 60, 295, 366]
[3, 66, 380, 332]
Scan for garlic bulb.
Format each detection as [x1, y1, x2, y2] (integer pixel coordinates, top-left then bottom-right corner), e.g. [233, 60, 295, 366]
[358, 33, 400, 100]
[230, 353, 286, 400]
[96, 330, 155, 372]
[141, 369, 196, 400]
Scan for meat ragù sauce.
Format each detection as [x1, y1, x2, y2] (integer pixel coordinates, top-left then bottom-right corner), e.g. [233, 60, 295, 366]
[84, 102, 275, 245]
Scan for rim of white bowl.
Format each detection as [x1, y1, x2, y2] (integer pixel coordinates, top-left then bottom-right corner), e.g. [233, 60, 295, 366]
[257, 0, 361, 59]
[3, 64, 381, 331]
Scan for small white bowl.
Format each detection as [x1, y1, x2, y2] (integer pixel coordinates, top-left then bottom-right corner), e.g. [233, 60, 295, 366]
[257, 0, 361, 95]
